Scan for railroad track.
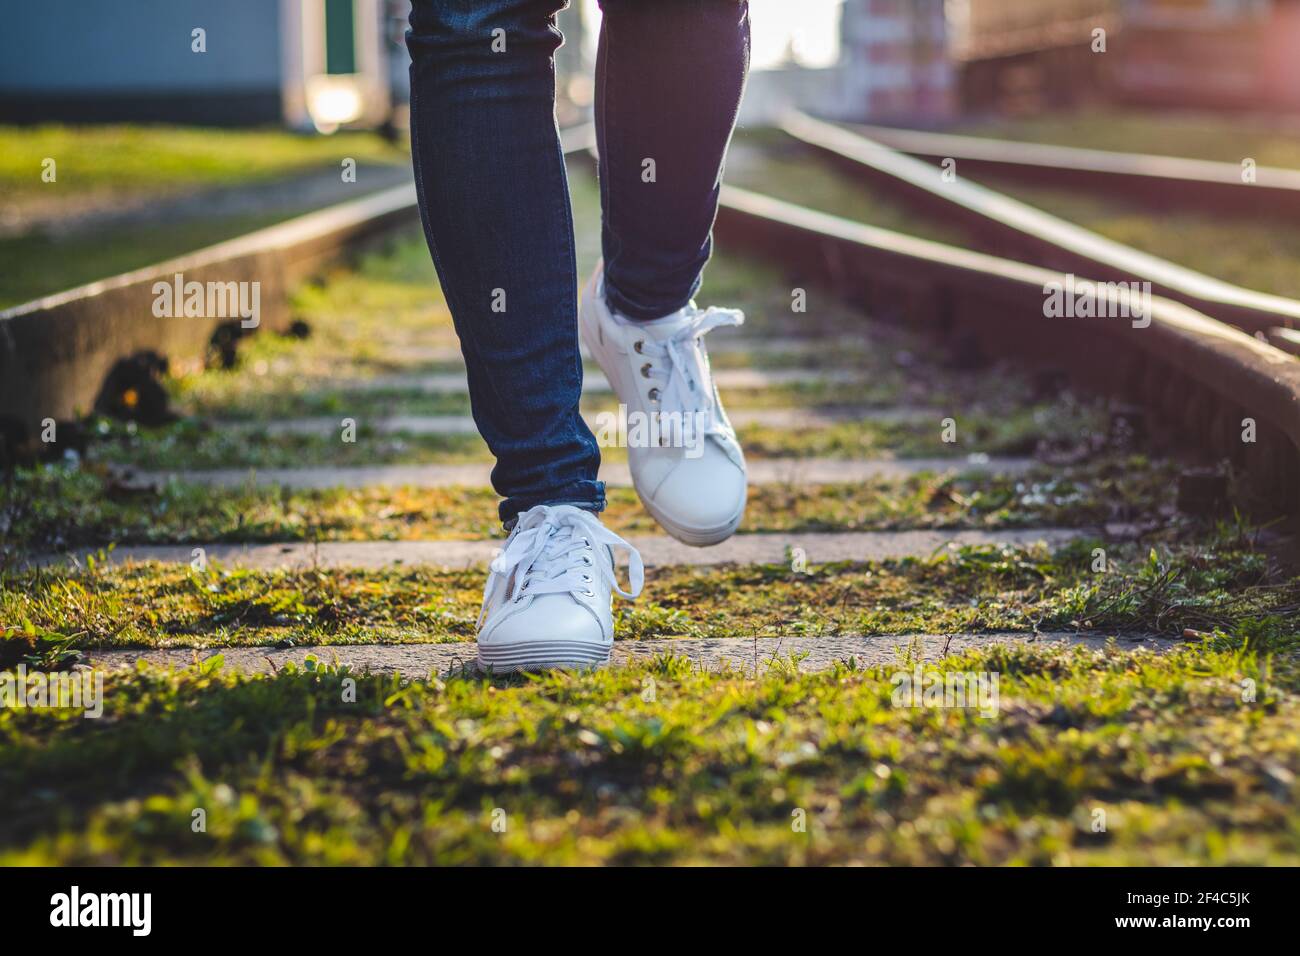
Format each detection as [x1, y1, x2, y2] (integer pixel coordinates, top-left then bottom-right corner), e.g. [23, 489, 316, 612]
[4, 121, 1299, 514]
[707, 149, 1300, 514]
[6, 125, 1300, 866]
[779, 112, 1300, 341]
[847, 122, 1300, 223]
[0, 128, 595, 462]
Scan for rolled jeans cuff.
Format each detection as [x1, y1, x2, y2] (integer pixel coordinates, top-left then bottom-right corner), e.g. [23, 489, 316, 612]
[500, 480, 608, 527]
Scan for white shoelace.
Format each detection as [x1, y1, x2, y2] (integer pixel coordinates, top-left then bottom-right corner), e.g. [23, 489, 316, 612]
[479, 505, 644, 627]
[637, 305, 744, 443]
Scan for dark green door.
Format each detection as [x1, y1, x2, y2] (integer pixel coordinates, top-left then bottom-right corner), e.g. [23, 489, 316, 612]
[325, 0, 357, 75]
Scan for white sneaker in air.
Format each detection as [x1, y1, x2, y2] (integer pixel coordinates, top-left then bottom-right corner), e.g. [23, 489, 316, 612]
[580, 262, 748, 546]
[476, 504, 643, 673]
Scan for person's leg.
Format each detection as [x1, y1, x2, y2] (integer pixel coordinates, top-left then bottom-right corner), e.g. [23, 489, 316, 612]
[595, 0, 751, 320]
[407, 1, 643, 673]
[578, 0, 751, 547]
[406, 0, 602, 526]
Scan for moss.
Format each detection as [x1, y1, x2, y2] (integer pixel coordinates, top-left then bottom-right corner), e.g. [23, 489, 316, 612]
[0, 124, 404, 202]
[2, 454, 1181, 554]
[3, 537, 1293, 650]
[0, 125, 407, 307]
[1, 635, 1296, 865]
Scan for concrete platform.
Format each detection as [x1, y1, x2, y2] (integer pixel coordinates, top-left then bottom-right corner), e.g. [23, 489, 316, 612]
[142, 454, 1037, 491]
[235, 405, 945, 438]
[33, 527, 1086, 572]
[343, 366, 871, 394]
[87, 630, 1177, 678]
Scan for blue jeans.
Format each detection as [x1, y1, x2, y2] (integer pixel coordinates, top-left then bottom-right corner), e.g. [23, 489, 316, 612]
[407, 0, 750, 524]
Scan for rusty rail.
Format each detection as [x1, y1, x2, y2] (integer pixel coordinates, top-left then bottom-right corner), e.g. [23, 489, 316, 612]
[781, 112, 1300, 338]
[0, 187, 420, 452]
[711, 184, 1300, 513]
[7, 122, 1298, 512]
[849, 122, 1300, 222]
[0, 125, 596, 458]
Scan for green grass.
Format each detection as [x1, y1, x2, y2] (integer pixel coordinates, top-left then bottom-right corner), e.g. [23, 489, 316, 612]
[172, 375, 923, 423]
[74, 400, 1106, 471]
[4, 536, 1294, 650]
[1, 633, 1296, 864]
[739, 400, 1107, 460]
[0, 125, 409, 308]
[84, 418, 491, 470]
[0, 124, 404, 206]
[1, 453, 1184, 555]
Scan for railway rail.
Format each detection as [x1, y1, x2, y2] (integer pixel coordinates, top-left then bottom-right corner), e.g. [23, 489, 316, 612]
[848, 122, 1300, 222]
[779, 112, 1300, 341]
[3, 122, 1298, 514]
[0, 128, 595, 461]
[710, 184, 1300, 513]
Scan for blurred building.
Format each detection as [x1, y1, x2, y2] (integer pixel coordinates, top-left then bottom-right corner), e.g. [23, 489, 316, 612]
[838, 0, 956, 123]
[0, 0, 397, 131]
[952, 0, 1300, 114]
[0, 0, 593, 132]
[13, 0, 1291, 132]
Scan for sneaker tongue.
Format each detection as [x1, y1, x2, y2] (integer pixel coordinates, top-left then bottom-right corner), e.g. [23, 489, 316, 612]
[631, 307, 694, 343]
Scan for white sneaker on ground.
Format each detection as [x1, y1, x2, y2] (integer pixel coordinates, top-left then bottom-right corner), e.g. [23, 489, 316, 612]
[579, 262, 748, 547]
[476, 504, 644, 673]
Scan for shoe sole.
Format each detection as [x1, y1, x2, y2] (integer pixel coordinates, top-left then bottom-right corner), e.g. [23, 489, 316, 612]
[639, 491, 745, 548]
[579, 280, 745, 549]
[476, 640, 612, 674]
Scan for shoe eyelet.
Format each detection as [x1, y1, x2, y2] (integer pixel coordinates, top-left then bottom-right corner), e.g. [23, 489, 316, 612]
[640, 363, 652, 378]
[648, 388, 660, 401]
[583, 589, 595, 597]
[633, 340, 644, 353]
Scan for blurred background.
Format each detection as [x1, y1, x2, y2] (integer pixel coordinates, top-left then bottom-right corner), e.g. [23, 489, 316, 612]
[4, 0, 1300, 131]
[4, 0, 1300, 310]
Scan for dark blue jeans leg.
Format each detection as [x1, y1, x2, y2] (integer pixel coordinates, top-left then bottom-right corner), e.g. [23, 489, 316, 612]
[595, 0, 752, 321]
[407, 0, 604, 524]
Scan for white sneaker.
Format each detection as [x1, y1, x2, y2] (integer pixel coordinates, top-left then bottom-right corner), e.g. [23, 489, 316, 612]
[476, 504, 644, 673]
[579, 262, 748, 547]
